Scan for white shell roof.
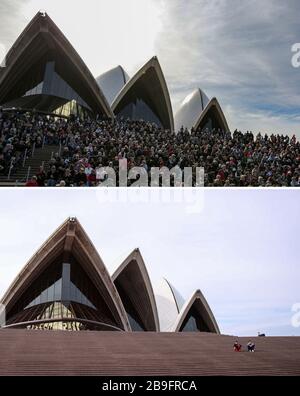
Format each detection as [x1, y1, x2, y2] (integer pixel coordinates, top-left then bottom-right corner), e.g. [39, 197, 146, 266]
[174, 88, 210, 132]
[153, 278, 185, 332]
[96, 65, 130, 106]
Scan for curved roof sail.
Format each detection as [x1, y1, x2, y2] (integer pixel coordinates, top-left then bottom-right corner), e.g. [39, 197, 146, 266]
[175, 88, 209, 131]
[96, 65, 130, 106]
[112, 248, 160, 331]
[175, 88, 229, 132]
[194, 97, 229, 132]
[111, 56, 174, 131]
[172, 290, 220, 334]
[154, 278, 185, 332]
[0, 12, 113, 118]
[1, 218, 130, 331]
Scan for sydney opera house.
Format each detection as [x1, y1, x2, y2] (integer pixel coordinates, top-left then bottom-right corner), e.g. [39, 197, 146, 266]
[1, 217, 300, 376]
[0, 11, 229, 133]
[0, 217, 219, 334]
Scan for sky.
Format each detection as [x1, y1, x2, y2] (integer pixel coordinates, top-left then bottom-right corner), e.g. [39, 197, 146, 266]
[0, 188, 299, 337]
[0, 0, 300, 136]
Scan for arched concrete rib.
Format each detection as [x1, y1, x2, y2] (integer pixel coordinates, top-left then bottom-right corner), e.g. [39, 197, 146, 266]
[0, 217, 130, 331]
[172, 289, 220, 334]
[194, 97, 229, 132]
[111, 56, 174, 131]
[0, 12, 113, 118]
[112, 248, 160, 331]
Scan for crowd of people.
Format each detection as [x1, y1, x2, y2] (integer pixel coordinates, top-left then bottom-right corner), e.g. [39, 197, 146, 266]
[0, 109, 60, 177]
[1, 109, 300, 187]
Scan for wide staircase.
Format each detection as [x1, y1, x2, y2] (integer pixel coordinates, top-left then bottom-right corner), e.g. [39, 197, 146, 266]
[0, 144, 59, 186]
[0, 331, 299, 375]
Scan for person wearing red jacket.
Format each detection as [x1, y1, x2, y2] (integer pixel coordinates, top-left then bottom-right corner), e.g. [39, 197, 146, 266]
[25, 176, 39, 187]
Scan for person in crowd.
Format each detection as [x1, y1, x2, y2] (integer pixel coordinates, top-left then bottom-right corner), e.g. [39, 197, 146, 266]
[25, 175, 39, 187]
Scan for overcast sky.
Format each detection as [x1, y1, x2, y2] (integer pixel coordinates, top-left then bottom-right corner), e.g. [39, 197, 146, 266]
[0, 0, 300, 136]
[0, 188, 299, 337]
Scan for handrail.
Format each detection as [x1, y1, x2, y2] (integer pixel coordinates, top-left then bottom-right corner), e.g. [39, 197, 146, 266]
[7, 158, 14, 180]
[26, 166, 31, 182]
[22, 148, 28, 167]
[31, 142, 36, 157]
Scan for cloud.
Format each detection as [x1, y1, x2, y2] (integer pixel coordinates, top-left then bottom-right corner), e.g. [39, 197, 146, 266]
[0, 0, 29, 48]
[154, 0, 300, 135]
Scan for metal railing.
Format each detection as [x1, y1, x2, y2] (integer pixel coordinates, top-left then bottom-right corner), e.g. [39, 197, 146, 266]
[4, 138, 61, 181]
[32, 142, 36, 157]
[26, 166, 31, 183]
[7, 158, 14, 180]
[22, 148, 28, 167]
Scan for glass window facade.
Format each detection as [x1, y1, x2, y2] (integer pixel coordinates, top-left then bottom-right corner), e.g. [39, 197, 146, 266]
[3, 59, 92, 118]
[6, 301, 120, 331]
[198, 108, 224, 132]
[114, 280, 146, 331]
[116, 97, 162, 127]
[180, 306, 210, 332]
[7, 257, 120, 331]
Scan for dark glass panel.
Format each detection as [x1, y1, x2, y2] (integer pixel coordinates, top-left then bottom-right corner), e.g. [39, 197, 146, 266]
[8, 259, 62, 319]
[114, 279, 145, 331]
[7, 254, 120, 331]
[127, 313, 145, 332]
[3, 59, 92, 118]
[198, 108, 224, 132]
[3, 52, 48, 104]
[180, 306, 210, 332]
[117, 97, 162, 127]
[69, 256, 108, 312]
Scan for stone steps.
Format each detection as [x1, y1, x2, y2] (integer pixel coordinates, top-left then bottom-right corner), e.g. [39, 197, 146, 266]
[0, 145, 59, 185]
[0, 330, 299, 376]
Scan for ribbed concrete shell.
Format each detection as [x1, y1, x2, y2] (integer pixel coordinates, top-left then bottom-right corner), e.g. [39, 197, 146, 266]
[96, 65, 130, 106]
[154, 278, 184, 332]
[0, 218, 130, 331]
[112, 248, 159, 331]
[112, 56, 174, 131]
[0, 12, 113, 118]
[173, 289, 220, 334]
[175, 88, 229, 132]
[0, 218, 220, 334]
